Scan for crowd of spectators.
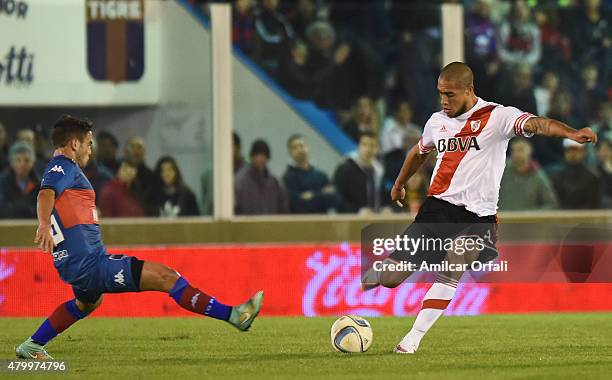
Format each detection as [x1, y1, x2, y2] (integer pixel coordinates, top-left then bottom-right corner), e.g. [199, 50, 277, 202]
[0, 124, 202, 219]
[0, 1, 610, 217]
[186, 0, 611, 213]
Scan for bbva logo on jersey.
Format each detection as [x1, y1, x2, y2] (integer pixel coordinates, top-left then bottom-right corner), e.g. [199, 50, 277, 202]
[437, 136, 481, 153]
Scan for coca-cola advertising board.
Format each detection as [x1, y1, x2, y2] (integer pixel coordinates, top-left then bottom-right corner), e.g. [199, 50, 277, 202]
[1, 243, 612, 317]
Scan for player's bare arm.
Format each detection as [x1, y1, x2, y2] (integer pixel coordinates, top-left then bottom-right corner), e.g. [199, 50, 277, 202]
[391, 144, 429, 207]
[35, 188, 56, 253]
[524, 117, 598, 144]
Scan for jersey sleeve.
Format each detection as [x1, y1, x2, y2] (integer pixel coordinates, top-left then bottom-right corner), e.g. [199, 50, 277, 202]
[418, 117, 436, 155]
[497, 106, 536, 139]
[41, 162, 74, 196]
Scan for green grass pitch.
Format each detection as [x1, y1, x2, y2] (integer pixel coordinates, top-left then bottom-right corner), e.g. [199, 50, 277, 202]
[1, 313, 612, 379]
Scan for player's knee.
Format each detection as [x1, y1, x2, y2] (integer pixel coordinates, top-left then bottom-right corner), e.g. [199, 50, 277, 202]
[75, 295, 103, 314]
[158, 267, 180, 290]
[379, 272, 402, 288]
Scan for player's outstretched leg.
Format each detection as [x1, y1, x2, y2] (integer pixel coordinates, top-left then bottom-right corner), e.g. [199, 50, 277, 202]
[16, 296, 103, 360]
[139, 261, 264, 331]
[394, 274, 457, 354]
[394, 247, 478, 354]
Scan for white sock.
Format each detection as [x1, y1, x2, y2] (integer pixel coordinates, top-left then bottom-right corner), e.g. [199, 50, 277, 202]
[402, 282, 457, 348]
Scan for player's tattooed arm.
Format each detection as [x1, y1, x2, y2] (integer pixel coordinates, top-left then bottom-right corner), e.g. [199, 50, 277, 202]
[391, 144, 428, 207]
[35, 189, 56, 253]
[524, 117, 598, 144]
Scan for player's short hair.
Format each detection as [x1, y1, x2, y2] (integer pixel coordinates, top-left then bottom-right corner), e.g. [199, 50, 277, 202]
[97, 130, 118, 148]
[52, 115, 93, 148]
[439, 62, 474, 89]
[8, 141, 35, 163]
[287, 134, 303, 149]
[250, 139, 271, 159]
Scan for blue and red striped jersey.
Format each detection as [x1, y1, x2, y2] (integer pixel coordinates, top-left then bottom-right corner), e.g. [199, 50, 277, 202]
[41, 155, 105, 284]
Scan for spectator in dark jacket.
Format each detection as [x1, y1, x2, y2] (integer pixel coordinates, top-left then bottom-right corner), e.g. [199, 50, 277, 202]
[498, 64, 537, 115]
[282, 134, 338, 213]
[99, 161, 144, 217]
[252, 0, 295, 76]
[551, 139, 602, 209]
[153, 156, 200, 217]
[287, 0, 317, 40]
[334, 132, 384, 213]
[124, 136, 157, 216]
[96, 131, 120, 174]
[0, 141, 40, 219]
[305, 21, 383, 110]
[532, 90, 578, 170]
[569, 0, 611, 80]
[235, 139, 289, 215]
[83, 140, 113, 202]
[233, 0, 256, 54]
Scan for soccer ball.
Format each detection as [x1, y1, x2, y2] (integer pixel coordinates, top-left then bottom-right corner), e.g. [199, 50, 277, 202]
[330, 315, 373, 353]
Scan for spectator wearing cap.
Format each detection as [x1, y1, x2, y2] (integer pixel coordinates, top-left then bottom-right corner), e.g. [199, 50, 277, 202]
[282, 134, 338, 214]
[333, 131, 384, 213]
[499, 139, 558, 210]
[550, 139, 602, 209]
[0, 141, 40, 218]
[96, 131, 120, 174]
[235, 138, 289, 215]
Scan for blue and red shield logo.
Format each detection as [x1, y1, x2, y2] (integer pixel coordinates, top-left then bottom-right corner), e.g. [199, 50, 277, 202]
[86, 0, 145, 82]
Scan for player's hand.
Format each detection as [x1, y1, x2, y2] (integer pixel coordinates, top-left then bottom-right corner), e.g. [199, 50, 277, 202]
[570, 128, 597, 144]
[35, 223, 54, 253]
[391, 185, 406, 207]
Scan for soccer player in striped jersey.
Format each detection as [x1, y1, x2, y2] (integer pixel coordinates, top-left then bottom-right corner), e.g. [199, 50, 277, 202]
[362, 62, 597, 354]
[15, 116, 264, 360]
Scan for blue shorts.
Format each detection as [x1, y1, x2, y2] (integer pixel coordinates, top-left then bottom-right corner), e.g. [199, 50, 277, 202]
[72, 254, 144, 304]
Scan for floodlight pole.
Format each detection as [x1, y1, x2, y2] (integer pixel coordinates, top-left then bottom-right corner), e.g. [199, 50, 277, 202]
[441, 3, 464, 66]
[211, 4, 234, 220]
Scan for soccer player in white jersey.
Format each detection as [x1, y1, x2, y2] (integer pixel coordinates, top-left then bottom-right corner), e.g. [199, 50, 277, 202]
[362, 62, 597, 354]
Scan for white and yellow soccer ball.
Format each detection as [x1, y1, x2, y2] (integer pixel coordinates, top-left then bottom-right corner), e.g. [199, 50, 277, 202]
[330, 315, 373, 353]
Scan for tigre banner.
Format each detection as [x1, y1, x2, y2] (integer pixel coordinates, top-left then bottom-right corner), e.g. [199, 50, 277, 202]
[1, 243, 612, 317]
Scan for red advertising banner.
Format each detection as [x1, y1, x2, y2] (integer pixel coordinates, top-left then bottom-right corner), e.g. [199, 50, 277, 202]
[1, 244, 612, 317]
